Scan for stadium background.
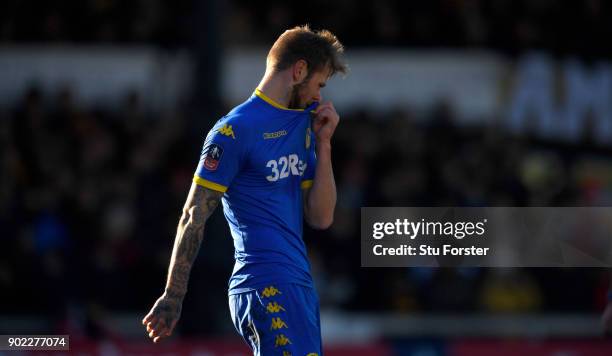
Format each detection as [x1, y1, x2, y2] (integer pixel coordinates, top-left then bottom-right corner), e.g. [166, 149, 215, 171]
[1, 0, 612, 354]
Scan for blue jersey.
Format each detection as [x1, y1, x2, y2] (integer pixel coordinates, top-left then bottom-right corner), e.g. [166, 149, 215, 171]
[194, 89, 317, 295]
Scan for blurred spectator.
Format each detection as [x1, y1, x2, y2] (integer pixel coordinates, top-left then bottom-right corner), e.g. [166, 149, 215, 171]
[2, 83, 612, 335]
[0, 1, 610, 58]
[2, 0, 612, 337]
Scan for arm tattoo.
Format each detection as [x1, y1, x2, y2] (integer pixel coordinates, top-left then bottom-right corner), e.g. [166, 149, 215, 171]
[164, 183, 223, 300]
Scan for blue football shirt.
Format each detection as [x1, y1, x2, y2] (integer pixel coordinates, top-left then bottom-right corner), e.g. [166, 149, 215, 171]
[194, 89, 317, 294]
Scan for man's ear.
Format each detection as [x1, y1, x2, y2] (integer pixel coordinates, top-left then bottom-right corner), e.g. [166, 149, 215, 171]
[292, 60, 308, 84]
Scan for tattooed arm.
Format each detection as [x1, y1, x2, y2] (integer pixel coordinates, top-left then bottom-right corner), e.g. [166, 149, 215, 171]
[142, 182, 223, 343]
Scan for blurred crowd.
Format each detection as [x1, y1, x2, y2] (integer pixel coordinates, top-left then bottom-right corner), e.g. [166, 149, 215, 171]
[229, 0, 612, 57]
[1, 0, 611, 57]
[1, 0, 612, 339]
[0, 0, 187, 46]
[1, 88, 611, 336]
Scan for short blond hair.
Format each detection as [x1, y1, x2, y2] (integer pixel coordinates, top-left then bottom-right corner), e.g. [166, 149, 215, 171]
[267, 25, 348, 77]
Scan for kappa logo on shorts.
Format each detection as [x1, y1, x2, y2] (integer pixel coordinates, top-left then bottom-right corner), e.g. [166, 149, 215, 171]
[203, 143, 223, 171]
[270, 317, 288, 330]
[274, 334, 292, 347]
[261, 286, 282, 298]
[266, 302, 286, 313]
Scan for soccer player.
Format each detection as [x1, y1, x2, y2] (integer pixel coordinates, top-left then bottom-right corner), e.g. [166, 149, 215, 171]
[142, 25, 347, 355]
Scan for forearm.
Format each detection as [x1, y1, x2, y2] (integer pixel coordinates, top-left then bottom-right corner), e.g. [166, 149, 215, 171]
[164, 208, 206, 299]
[306, 140, 336, 229]
[163, 183, 220, 299]
[143, 180, 222, 343]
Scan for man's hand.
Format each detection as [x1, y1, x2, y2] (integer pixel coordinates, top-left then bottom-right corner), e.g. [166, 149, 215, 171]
[141, 184, 221, 343]
[303, 101, 338, 229]
[142, 293, 183, 343]
[312, 101, 339, 143]
[603, 300, 612, 335]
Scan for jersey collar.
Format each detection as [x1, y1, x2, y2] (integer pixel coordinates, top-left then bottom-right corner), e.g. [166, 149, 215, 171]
[254, 88, 307, 112]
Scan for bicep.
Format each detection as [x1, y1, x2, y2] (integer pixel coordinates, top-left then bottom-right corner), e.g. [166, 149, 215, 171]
[183, 182, 224, 220]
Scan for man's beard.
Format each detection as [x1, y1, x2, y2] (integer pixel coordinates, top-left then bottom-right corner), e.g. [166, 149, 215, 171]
[288, 78, 309, 109]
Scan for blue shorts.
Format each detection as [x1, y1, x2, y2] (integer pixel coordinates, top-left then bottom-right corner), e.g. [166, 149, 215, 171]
[229, 283, 322, 356]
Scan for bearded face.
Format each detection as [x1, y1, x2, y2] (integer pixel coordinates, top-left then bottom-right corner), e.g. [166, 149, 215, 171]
[288, 76, 310, 109]
[288, 66, 329, 109]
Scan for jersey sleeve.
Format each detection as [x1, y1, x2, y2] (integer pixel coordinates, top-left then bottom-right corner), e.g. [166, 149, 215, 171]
[301, 129, 317, 190]
[194, 117, 247, 193]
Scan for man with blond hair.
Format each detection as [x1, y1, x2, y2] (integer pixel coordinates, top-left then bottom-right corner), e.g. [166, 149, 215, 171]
[143, 25, 347, 355]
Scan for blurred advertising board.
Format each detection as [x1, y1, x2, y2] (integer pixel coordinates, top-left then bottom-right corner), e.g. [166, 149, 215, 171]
[22, 338, 392, 356]
[20, 338, 612, 355]
[453, 339, 612, 356]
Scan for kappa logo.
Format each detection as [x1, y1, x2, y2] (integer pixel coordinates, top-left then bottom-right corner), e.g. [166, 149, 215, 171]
[261, 286, 282, 298]
[274, 334, 292, 347]
[218, 124, 236, 139]
[266, 301, 286, 313]
[263, 130, 287, 139]
[203, 143, 223, 171]
[270, 317, 288, 330]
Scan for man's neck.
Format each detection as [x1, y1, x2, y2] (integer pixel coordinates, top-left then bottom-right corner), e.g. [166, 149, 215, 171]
[257, 72, 292, 108]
